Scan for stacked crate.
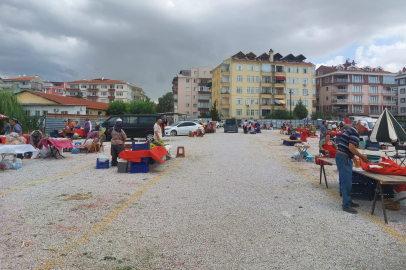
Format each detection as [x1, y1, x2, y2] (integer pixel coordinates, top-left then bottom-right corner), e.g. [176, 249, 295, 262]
[130, 141, 150, 173]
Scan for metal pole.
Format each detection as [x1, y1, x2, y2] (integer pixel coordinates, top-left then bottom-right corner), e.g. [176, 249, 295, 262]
[290, 90, 292, 121]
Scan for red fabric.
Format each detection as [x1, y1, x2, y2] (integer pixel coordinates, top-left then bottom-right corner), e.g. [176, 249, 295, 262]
[296, 129, 311, 137]
[360, 157, 406, 192]
[315, 156, 327, 165]
[323, 141, 337, 158]
[345, 114, 351, 124]
[300, 133, 307, 142]
[328, 132, 343, 136]
[75, 129, 85, 137]
[40, 138, 74, 150]
[119, 146, 168, 163]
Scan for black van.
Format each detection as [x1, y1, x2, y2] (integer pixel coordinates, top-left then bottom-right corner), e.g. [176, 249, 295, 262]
[99, 114, 161, 141]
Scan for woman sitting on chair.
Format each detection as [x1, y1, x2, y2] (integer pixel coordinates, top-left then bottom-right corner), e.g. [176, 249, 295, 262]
[319, 134, 338, 158]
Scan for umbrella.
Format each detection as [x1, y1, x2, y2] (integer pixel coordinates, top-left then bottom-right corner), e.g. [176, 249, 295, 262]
[0, 114, 8, 119]
[370, 109, 406, 143]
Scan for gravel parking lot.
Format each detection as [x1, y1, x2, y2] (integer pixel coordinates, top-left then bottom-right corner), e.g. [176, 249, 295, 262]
[1, 129, 406, 269]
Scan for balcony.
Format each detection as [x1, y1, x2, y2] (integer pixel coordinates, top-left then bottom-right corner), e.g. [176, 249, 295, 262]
[382, 91, 397, 95]
[331, 99, 350, 103]
[369, 101, 380, 104]
[383, 100, 397, 104]
[108, 96, 115, 99]
[388, 110, 398, 114]
[353, 109, 364, 114]
[221, 90, 230, 96]
[369, 110, 380, 114]
[87, 95, 98, 98]
[369, 80, 380, 84]
[261, 103, 272, 109]
[198, 83, 207, 86]
[221, 103, 230, 108]
[108, 89, 115, 92]
[313, 100, 320, 106]
[333, 78, 350, 83]
[0, 83, 12, 87]
[352, 91, 363, 94]
[66, 88, 79, 91]
[369, 90, 380, 95]
[332, 88, 349, 94]
[261, 90, 272, 98]
[87, 88, 98, 91]
[19, 83, 31, 88]
[332, 109, 349, 114]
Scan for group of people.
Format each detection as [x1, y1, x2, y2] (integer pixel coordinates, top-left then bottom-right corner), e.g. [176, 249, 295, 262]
[1, 118, 23, 136]
[63, 118, 93, 142]
[242, 120, 261, 134]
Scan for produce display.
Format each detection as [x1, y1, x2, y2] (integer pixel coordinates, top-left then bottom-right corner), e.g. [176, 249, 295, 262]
[5, 132, 27, 145]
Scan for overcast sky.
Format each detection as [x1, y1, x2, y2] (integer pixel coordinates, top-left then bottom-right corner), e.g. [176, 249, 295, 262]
[1, 0, 406, 100]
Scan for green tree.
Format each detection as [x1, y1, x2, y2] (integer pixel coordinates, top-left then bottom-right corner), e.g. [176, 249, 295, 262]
[0, 88, 25, 129]
[293, 98, 308, 119]
[209, 101, 220, 121]
[156, 92, 173, 113]
[76, 91, 84, 99]
[199, 112, 210, 118]
[265, 109, 291, 119]
[126, 97, 156, 114]
[311, 111, 332, 120]
[107, 100, 128, 115]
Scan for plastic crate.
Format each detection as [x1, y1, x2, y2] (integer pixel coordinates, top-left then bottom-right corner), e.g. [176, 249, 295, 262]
[366, 140, 379, 149]
[75, 142, 82, 146]
[96, 158, 109, 169]
[148, 157, 156, 164]
[130, 162, 149, 173]
[132, 141, 150, 151]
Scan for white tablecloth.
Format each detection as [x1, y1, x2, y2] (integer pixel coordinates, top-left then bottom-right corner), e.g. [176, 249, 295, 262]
[0, 144, 36, 154]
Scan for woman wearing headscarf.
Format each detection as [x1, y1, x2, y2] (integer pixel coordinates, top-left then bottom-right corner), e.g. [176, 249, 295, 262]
[10, 118, 23, 135]
[111, 121, 127, 166]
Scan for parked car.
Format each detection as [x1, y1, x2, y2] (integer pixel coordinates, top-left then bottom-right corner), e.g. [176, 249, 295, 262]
[97, 114, 160, 141]
[165, 121, 203, 136]
[193, 120, 221, 129]
[218, 120, 224, 127]
[224, 118, 238, 133]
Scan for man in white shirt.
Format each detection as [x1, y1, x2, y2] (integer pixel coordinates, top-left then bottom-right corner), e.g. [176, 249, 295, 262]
[154, 119, 163, 142]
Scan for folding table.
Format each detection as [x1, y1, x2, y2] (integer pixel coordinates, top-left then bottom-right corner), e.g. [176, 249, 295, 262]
[40, 139, 74, 159]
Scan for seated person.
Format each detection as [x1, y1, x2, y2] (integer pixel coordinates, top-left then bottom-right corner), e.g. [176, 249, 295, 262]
[197, 127, 205, 137]
[256, 124, 261, 133]
[83, 130, 99, 149]
[319, 134, 337, 158]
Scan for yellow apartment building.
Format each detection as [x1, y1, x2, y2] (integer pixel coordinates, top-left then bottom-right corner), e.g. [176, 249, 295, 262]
[211, 49, 316, 119]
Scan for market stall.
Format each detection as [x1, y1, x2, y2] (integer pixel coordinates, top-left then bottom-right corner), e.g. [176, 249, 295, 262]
[0, 144, 37, 161]
[40, 138, 74, 159]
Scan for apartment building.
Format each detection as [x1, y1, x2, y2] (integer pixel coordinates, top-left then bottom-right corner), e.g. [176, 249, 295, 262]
[211, 50, 315, 120]
[0, 75, 44, 93]
[66, 78, 138, 103]
[315, 60, 397, 118]
[43, 81, 66, 95]
[172, 67, 213, 117]
[132, 86, 147, 101]
[394, 67, 406, 119]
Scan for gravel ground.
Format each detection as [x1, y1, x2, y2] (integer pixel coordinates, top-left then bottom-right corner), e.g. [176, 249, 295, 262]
[1, 130, 406, 269]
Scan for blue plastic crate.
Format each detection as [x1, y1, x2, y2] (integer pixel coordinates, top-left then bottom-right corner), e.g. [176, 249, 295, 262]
[366, 140, 379, 149]
[130, 162, 149, 173]
[286, 141, 294, 146]
[75, 142, 82, 146]
[96, 158, 109, 169]
[132, 141, 150, 151]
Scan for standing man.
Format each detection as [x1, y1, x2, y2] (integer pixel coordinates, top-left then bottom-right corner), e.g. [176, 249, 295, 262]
[336, 123, 369, 214]
[154, 118, 162, 142]
[84, 118, 90, 138]
[64, 119, 75, 142]
[1, 120, 11, 135]
[320, 121, 327, 141]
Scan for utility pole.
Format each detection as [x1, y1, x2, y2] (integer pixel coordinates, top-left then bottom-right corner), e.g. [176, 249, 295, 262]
[289, 89, 292, 121]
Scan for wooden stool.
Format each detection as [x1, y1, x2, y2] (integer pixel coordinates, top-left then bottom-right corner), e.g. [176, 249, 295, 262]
[176, 146, 185, 158]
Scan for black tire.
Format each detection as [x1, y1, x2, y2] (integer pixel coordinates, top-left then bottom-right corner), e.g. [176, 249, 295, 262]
[146, 132, 154, 142]
[224, 130, 227, 133]
[170, 130, 177, 136]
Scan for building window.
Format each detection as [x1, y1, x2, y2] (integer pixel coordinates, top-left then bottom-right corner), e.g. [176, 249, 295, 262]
[101, 92, 107, 96]
[193, 112, 197, 116]
[255, 98, 258, 104]
[246, 109, 250, 115]
[369, 96, 379, 103]
[116, 92, 123, 96]
[237, 64, 243, 70]
[369, 76, 379, 84]
[353, 86, 362, 93]
[247, 65, 251, 71]
[303, 100, 308, 106]
[400, 79, 406, 85]
[186, 79, 190, 83]
[236, 98, 242, 104]
[325, 78, 329, 83]
[70, 92, 76, 96]
[43, 110, 48, 115]
[204, 71, 207, 75]
[247, 75, 250, 82]
[186, 95, 190, 99]
[353, 96, 363, 103]
[247, 87, 250, 94]
[101, 85, 107, 89]
[303, 67, 308, 74]
[251, 110, 255, 116]
[369, 86, 379, 94]
[186, 87, 190, 91]
[194, 71, 197, 75]
[303, 89, 308, 95]
[401, 88, 406, 94]
[302, 78, 308, 85]
[194, 87, 198, 91]
[237, 76, 243, 82]
[193, 95, 197, 99]
[193, 104, 197, 107]
[262, 64, 271, 72]
[326, 87, 328, 91]
[80, 84, 87, 88]
[255, 65, 259, 71]
[326, 97, 328, 101]
[194, 79, 198, 83]
[117, 85, 123, 89]
[100, 99, 107, 103]
[35, 110, 40, 116]
[186, 103, 189, 107]
[255, 110, 259, 116]
[61, 111, 68, 114]
[236, 109, 242, 116]
[401, 98, 405, 103]
[255, 87, 259, 94]
[236, 87, 242, 93]
[255, 76, 259, 82]
[318, 70, 323, 75]
[326, 106, 329, 111]
[185, 111, 189, 115]
[402, 107, 406, 113]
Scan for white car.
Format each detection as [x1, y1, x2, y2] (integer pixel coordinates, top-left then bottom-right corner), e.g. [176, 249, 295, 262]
[165, 121, 203, 136]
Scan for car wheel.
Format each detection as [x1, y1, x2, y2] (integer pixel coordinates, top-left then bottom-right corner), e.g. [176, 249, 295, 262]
[146, 132, 154, 142]
[170, 130, 177, 136]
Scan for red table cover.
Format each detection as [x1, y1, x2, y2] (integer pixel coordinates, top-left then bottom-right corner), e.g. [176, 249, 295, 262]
[119, 146, 168, 163]
[75, 129, 85, 137]
[40, 138, 74, 150]
[328, 132, 343, 136]
[296, 129, 311, 137]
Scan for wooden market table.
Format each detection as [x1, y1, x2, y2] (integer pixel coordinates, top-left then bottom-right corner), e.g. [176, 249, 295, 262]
[318, 157, 406, 224]
[40, 138, 74, 159]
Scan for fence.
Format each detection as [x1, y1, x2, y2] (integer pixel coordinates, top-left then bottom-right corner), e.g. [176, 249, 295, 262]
[45, 114, 108, 135]
[244, 119, 324, 128]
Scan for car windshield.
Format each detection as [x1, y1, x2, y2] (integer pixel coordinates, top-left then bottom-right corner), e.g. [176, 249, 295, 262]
[368, 122, 375, 129]
[171, 122, 180, 126]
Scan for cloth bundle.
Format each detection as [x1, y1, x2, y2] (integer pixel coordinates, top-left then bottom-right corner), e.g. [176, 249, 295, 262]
[5, 132, 26, 145]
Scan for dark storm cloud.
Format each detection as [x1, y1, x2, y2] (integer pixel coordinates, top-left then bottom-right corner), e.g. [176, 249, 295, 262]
[1, 0, 406, 100]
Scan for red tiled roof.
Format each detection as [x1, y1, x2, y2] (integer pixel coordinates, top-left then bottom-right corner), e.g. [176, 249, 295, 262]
[316, 65, 394, 76]
[4, 77, 36, 81]
[68, 78, 126, 84]
[23, 91, 108, 111]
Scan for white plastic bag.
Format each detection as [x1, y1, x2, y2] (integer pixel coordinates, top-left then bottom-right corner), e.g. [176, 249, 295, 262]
[394, 190, 406, 206]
